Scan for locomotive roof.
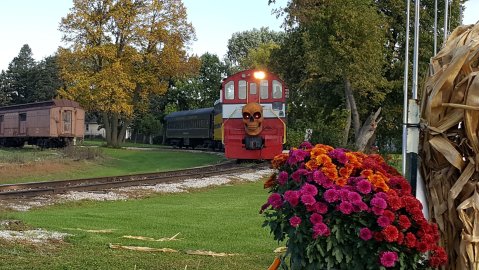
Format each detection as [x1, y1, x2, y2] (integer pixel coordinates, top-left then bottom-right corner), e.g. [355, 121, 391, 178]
[0, 99, 82, 112]
[164, 107, 214, 120]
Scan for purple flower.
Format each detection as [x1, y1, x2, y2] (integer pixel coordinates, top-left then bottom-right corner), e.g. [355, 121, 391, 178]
[347, 191, 362, 203]
[277, 171, 289, 185]
[371, 197, 387, 209]
[323, 189, 340, 203]
[313, 222, 330, 238]
[380, 251, 398, 268]
[267, 193, 283, 209]
[359, 228, 372, 241]
[284, 190, 300, 207]
[328, 148, 348, 164]
[372, 206, 385, 216]
[375, 192, 388, 200]
[301, 194, 316, 206]
[299, 141, 313, 149]
[287, 149, 310, 165]
[338, 201, 353, 215]
[301, 183, 318, 196]
[377, 215, 392, 227]
[356, 179, 372, 194]
[313, 170, 334, 188]
[289, 216, 302, 227]
[309, 213, 323, 224]
[291, 169, 308, 183]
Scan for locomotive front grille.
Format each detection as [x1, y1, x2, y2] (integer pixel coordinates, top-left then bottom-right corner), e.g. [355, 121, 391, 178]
[243, 136, 264, 150]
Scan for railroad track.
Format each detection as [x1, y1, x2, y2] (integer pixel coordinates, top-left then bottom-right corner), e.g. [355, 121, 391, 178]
[0, 161, 269, 199]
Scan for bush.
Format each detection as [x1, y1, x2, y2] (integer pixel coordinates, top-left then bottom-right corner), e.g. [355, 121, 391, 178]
[261, 142, 447, 269]
[61, 146, 104, 161]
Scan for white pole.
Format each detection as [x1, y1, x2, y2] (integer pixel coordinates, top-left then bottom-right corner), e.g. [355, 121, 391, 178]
[444, 0, 449, 41]
[434, 0, 437, 55]
[412, 0, 420, 100]
[402, 0, 411, 176]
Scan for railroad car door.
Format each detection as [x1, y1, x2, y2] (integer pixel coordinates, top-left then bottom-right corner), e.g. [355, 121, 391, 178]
[63, 110, 72, 134]
[19, 113, 26, 134]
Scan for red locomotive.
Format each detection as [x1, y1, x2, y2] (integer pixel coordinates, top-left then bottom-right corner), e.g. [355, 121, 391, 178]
[220, 69, 287, 160]
[164, 69, 287, 160]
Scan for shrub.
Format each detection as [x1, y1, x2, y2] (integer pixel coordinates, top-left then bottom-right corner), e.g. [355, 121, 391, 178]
[261, 142, 447, 269]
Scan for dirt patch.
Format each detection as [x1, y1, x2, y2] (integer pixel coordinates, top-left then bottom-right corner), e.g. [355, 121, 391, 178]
[0, 160, 87, 183]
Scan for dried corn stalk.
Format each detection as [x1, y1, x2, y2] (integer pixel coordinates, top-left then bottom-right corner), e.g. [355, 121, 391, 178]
[420, 23, 479, 270]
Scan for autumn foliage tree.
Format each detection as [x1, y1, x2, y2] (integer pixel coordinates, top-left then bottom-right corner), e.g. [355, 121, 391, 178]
[57, 0, 199, 147]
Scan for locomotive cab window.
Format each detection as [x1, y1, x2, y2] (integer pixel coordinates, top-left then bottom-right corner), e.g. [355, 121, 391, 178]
[260, 80, 268, 99]
[250, 83, 257, 94]
[225, 81, 234, 100]
[238, 80, 247, 99]
[273, 80, 283, 99]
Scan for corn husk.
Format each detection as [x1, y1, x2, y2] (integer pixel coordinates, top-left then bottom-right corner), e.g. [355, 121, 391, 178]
[420, 22, 479, 270]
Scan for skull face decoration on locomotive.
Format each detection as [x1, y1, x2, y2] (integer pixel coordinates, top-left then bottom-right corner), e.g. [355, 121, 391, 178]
[242, 102, 263, 136]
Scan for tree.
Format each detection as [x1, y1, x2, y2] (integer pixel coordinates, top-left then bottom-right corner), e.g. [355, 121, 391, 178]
[226, 27, 285, 70]
[57, 0, 199, 147]
[1, 44, 38, 104]
[34, 55, 62, 102]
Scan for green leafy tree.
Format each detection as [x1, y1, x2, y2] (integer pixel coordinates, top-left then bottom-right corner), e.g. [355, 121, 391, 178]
[1, 44, 38, 104]
[33, 55, 62, 102]
[57, 0, 199, 147]
[226, 27, 285, 70]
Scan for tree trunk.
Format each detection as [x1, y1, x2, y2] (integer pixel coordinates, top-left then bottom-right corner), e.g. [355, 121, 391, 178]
[103, 112, 112, 146]
[343, 92, 352, 146]
[111, 114, 119, 147]
[354, 108, 382, 152]
[344, 77, 360, 140]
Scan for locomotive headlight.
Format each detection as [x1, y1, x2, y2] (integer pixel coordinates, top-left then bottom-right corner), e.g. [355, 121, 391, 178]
[253, 71, 265, 80]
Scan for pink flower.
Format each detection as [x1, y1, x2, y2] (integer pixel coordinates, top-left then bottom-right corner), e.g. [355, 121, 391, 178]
[380, 251, 398, 268]
[371, 197, 387, 209]
[284, 190, 300, 207]
[338, 201, 353, 214]
[377, 215, 392, 227]
[289, 216, 302, 227]
[292, 169, 308, 183]
[277, 171, 289, 185]
[313, 222, 330, 238]
[372, 206, 385, 216]
[359, 228, 372, 241]
[347, 191, 362, 203]
[301, 194, 316, 206]
[267, 193, 283, 209]
[301, 183, 318, 196]
[309, 213, 323, 224]
[356, 179, 372, 194]
[323, 189, 340, 203]
[313, 170, 334, 188]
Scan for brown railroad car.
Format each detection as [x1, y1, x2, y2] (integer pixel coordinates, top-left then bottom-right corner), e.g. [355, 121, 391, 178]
[0, 99, 85, 147]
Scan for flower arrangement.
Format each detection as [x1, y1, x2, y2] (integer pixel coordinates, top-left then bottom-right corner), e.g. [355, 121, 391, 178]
[261, 142, 448, 269]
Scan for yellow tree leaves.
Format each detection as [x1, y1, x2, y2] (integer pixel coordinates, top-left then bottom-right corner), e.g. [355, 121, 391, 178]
[57, 0, 198, 146]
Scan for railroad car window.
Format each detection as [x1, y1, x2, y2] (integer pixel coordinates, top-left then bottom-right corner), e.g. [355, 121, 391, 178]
[250, 83, 257, 94]
[273, 80, 283, 99]
[225, 81, 234, 99]
[238, 80, 247, 99]
[19, 113, 26, 121]
[260, 80, 268, 99]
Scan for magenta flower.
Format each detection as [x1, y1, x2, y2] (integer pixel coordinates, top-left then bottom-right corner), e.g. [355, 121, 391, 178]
[377, 215, 392, 227]
[313, 170, 334, 188]
[301, 183, 318, 196]
[284, 190, 300, 207]
[309, 213, 323, 224]
[380, 251, 398, 268]
[338, 201, 353, 214]
[372, 206, 385, 216]
[313, 222, 330, 238]
[289, 216, 302, 227]
[329, 148, 348, 164]
[347, 191, 362, 203]
[323, 189, 340, 203]
[359, 228, 372, 241]
[371, 197, 387, 209]
[301, 194, 316, 206]
[356, 179, 372, 194]
[267, 193, 283, 209]
[277, 171, 289, 185]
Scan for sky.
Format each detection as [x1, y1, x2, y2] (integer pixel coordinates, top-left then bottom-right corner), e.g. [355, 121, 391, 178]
[0, 0, 478, 72]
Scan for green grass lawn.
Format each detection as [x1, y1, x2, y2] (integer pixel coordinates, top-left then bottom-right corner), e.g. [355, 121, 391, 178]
[0, 180, 282, 270]
[0, 147, 225, 184]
